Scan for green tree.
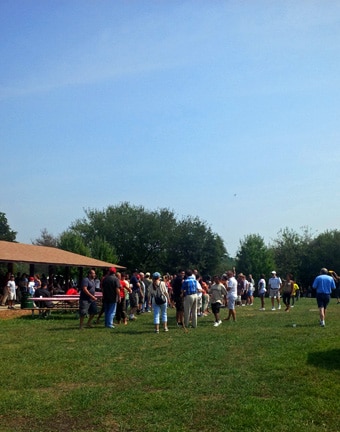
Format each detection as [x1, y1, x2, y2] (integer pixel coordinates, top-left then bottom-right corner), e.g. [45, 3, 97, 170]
[236, 234, 275, 282]
[270, 227, 314, 284]
[90, 236, 118, 264]
[58, 231, 91, 257]
[68, 202, 228, 274]
[0, 212, 17, 241]
[301, 230, 340, 288]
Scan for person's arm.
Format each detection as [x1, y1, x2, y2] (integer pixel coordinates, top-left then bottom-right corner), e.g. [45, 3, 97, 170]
[116, 281, 121, 303]
[82, 284, 96, 301]
[161, 282, 171, 303]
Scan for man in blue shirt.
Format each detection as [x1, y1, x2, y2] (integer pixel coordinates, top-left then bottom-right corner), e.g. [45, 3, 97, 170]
[312, 268, 336, 327]
[181, 269, 199, 328]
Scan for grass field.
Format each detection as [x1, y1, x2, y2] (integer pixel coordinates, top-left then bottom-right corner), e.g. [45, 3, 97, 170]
[1, 297, 339, 432]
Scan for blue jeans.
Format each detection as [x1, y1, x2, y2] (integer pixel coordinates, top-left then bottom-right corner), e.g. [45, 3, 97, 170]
[152, 300, 168, 324]
[105, 302, 117, 328]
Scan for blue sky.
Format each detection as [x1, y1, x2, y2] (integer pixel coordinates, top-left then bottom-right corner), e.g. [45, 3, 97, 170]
[1, 0, 339, 257]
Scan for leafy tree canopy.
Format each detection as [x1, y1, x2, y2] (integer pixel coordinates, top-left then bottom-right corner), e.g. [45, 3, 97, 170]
[68, 202, 228, 275]
[236, 234, 275, 282]
[0, 212, 17, 242]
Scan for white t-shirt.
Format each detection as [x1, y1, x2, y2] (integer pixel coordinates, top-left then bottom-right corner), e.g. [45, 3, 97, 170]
[7, 280, 16, 294]
[258, 278, 267, 294]
[227, 277, 237, 298]
[28, 281, 35, 295]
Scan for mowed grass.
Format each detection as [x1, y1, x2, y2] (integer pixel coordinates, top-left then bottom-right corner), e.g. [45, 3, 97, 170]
[1, 298, 339, 432]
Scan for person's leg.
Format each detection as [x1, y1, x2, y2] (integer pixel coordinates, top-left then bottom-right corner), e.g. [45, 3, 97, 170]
[271, 292, 275, 308]
[153, 303, 160, 332]
[277, 292, 281, 309]
[191, 294, 198, 328]
[87, 302, 98, 327]
[183, 296, 190, 327]
[161, 303, 168, 330]
[95, 303, 105, 324]
[106, 302, 117, 328]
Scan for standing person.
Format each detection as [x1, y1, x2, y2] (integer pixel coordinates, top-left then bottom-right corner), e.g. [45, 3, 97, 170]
[225, 270, 238, 321]
[268, 271, 282, 311]
[237, 273, 248, 306]
[201, 279, 210, 316]
[312, 268, 336, 327]
[28, 277, 36, 295]
[209, 276, 227, 327]
[79, 269, 98, 330]
[95, 268, 109, 325]
[282, 273, 294, 312]
[143, 272, 152, 312]
[139, 272, 146, 313]
[116, 272, 131, 325]
[6, 274, 17, 310]
[129, 270, 142, 320]
[182, 269, 199, 328]
[246, 275, 255, 306]
[258, 274, 267, 311]
[150, 272, 170, 333]
[171, 270, 185, 327]
[0, 273, 10, 306]
[329, 271, 339, 304]
[102, 267, 121, 329]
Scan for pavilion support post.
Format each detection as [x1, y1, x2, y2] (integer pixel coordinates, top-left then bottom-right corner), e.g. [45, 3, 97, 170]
[78, 267, 83, 289]
[29, 264, 35, 277]
[7, 262, 14, 275]
[64, 266, 70, 289]
[48, 265, 54, 287]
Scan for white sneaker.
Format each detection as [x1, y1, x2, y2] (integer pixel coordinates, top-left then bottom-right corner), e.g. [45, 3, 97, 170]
[271, 307, 276, 311]
[259, 308, 265, 311]
[320, 320, 325, 327]
[213, 322, 219, 327]
[217, 320, 222, 326]
[278, 304, 281, 310]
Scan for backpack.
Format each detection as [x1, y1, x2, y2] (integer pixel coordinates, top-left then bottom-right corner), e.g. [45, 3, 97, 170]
[154, 282, 167, 305]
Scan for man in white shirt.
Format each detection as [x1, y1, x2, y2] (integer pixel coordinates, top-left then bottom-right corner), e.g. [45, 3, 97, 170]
[7, 274, 17, 310]
[225, 270, 238, 322]
[268, 271, 282, 311]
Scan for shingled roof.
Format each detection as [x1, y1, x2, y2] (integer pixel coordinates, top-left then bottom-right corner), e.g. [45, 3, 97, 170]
[0, 241, 124, 269]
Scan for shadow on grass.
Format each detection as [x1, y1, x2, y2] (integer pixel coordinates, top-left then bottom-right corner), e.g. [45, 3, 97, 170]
[307, 349, 340, 370]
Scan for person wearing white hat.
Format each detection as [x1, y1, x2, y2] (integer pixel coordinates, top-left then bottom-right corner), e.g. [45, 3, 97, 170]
[268, 271, 282, 311]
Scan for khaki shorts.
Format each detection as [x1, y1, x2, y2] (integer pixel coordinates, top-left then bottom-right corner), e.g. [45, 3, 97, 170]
[270, 289, 280, 299]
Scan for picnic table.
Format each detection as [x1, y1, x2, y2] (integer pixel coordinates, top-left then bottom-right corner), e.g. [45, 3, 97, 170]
[24, 293, 103, 317]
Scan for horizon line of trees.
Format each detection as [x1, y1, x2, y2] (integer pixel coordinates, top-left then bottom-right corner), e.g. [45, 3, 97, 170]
[1, 206, 339, 288]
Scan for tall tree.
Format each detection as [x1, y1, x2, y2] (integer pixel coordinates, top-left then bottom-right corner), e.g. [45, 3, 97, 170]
[271, 227, 314, 284]
[68, 202, 228, 274]
[236, 234, 275, 282]
[0, 212, 17, 242]
[301, 230, 340, 287]
[58, 231, 91, 257]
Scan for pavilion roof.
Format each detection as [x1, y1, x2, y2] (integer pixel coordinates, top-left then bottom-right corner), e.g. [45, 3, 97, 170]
[0, 241, 124, 269]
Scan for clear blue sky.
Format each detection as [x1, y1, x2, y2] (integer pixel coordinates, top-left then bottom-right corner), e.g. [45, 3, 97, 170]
[1, 0, 339, 257]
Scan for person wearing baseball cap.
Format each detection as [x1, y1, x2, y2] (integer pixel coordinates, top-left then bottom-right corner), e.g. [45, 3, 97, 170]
[268, 271, 282, 311]
[102, 266, 121, 329]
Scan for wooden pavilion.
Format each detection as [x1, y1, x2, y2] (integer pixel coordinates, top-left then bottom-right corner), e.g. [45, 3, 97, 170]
[0, 240, 124, 284]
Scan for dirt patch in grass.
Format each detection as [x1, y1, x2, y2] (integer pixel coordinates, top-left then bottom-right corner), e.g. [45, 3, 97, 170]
[0, 308, 32, 320]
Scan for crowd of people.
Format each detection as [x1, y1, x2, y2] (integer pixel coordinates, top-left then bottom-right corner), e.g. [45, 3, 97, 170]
[1, 267, 338, 329]
[77, 266, 339, 331]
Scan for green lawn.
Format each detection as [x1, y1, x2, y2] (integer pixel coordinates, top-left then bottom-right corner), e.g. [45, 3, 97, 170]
[1, 298, 339, 432]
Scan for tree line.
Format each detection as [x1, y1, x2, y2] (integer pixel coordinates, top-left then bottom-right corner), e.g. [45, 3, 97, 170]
[1, 207, 339, 287]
